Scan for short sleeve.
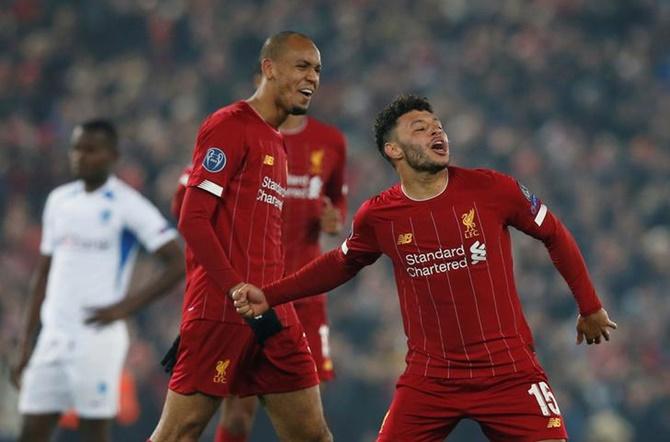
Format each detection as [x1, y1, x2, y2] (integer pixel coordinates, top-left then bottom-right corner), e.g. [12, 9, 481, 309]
[123, 191, 177, 252]
[341, 200, 381, 256]
[39, 192, 57, 255]
[188, 116, 247, 198]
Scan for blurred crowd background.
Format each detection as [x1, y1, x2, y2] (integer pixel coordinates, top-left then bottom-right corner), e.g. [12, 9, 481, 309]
[1, 0, 669, 440]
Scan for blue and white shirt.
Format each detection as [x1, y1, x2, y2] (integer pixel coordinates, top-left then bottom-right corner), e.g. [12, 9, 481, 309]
[39, 175, 177, 332]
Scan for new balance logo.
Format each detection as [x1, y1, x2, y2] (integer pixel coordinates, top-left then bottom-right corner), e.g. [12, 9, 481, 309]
[397, 233, 413, 245]
[546, 417, 562, 428]
[263, 155, 275, 166]
[470, 241, 486, 265]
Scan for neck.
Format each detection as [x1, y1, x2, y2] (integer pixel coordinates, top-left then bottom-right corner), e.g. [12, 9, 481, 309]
[399, 167, 449, 201]
[83, 175, 109, 193]
[246, 89, 289, 129]
[280, 114, 307, 133]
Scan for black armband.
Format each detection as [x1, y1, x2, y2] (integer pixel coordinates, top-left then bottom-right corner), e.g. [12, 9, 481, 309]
[244, 308, 283, 345]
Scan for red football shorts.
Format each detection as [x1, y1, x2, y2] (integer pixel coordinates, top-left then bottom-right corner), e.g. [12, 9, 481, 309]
[377, 369, 568, 441]
[168, 319, 319, 398]
[293, 295, 335, 382]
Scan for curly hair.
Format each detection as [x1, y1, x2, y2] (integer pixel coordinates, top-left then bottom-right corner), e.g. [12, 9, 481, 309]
[373, 94, 433, 164]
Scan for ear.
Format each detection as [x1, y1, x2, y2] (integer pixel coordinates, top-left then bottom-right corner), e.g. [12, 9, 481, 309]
[384, 142, 403, 161]
[260, 58, 274, 80]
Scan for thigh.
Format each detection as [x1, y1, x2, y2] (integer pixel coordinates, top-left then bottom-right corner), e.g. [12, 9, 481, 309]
[263, 385, 330, 442]
[152, 389, 222, 441]
[78, 417, 113, 442]
[377, 375, 460, 442]
[472, 371, 568, 442]
[72, 328, 129, 418]
[237, 324, 320, 397]
[18, 413, 61, 442]
[295, 298, 335, 382]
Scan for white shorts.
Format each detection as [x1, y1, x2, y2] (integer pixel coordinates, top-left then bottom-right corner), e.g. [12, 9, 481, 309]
[18, 323, 129, 418]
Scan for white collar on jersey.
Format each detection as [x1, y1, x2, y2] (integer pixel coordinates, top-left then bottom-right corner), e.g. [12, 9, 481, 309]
[400, 178, 449, 202]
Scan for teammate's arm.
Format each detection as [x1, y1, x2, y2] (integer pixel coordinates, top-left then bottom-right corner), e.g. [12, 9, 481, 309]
[233, 247, 377, 318]
[498, 173, 617, 344]
[11, 255, 51, 389]
[178, 186, 244, 293]
[170, 166, 191, 220]
[321, 133, 347, 235]
[233, 200, 381, 317]
[85, 240, 184, 325]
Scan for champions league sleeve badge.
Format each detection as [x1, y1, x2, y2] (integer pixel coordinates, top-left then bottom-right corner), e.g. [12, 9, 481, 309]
[203, 147, 227, 173]
[518, 182, 541, 215]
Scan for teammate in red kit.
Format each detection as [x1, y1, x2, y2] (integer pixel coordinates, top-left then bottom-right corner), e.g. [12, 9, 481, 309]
[172, 113, 347, 442]
[149, 31, 332, 442]
[232, 95, 618, 441]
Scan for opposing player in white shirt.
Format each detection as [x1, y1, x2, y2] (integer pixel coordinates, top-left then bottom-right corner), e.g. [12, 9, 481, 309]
[10, 119, 185, 442]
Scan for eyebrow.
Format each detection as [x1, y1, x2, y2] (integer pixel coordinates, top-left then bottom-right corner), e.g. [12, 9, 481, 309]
[410, 117, 440, 127]
[296, 59, 321, 67]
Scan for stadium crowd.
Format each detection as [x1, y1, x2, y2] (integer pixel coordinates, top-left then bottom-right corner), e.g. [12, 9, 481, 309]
[1, 0, 668, 440]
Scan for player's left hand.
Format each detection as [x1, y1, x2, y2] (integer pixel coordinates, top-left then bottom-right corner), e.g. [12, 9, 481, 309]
[85, 301, 132, 326]
[576, 308, 617, 345]
[320, 196, 343, 235]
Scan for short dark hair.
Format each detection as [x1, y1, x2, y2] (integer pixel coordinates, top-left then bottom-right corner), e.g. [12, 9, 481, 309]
[79, 119, 118, 149]
[374, 94, 433, 163]
[259, 31, 314, 64]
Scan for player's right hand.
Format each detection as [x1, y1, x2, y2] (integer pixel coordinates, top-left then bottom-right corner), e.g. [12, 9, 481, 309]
[230, 283, 270, 318]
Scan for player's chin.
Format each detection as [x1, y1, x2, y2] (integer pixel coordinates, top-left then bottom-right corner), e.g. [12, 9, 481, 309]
[288, 104, 309, 115]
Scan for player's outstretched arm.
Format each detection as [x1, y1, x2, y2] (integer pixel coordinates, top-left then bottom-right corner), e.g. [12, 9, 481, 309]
[85, 240, 185, 326]
[11, 255, 51, 389]
[576, 308, 617, 345]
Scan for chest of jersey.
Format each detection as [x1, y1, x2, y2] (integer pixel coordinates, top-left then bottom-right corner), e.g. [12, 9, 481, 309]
[52, 193, 123, 255]
[222, 137, 288, 214]
[376, 197, 501, 280]
[285, 143, 335, 201]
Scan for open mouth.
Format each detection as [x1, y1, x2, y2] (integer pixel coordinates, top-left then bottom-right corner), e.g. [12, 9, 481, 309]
[299, 88, 313, 98]
[430, 140, 447, 154]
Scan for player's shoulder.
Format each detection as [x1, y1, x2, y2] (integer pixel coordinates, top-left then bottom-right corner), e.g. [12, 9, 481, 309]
[356, 184, 403, 216]
[307, 116, 343, 136]
[47, 180, 83, 203]
[200, 101, 252, 133]
[106, 176, 154, 206]
[306, 116, 346, 145]
[452, 166, 514, 190]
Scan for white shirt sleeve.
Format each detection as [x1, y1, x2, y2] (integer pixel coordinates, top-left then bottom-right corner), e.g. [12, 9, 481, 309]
[123, 191, 177, 253]
[39, 192, 57, 256]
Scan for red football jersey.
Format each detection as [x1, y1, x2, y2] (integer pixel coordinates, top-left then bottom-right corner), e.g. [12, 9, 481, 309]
[317, 166, 601, 379]
[181, 101, 297, 325]
[263, 167, 601, 378]
[282, 116, 347, 273]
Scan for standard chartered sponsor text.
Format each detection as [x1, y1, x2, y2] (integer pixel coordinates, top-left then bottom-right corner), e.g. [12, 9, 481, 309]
[404, 245, 469, 278]
[257, 176, 286, 209]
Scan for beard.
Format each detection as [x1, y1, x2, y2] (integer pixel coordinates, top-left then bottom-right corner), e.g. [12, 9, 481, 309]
[288, 105, 308, 115]
[402, 142, 449, 173]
